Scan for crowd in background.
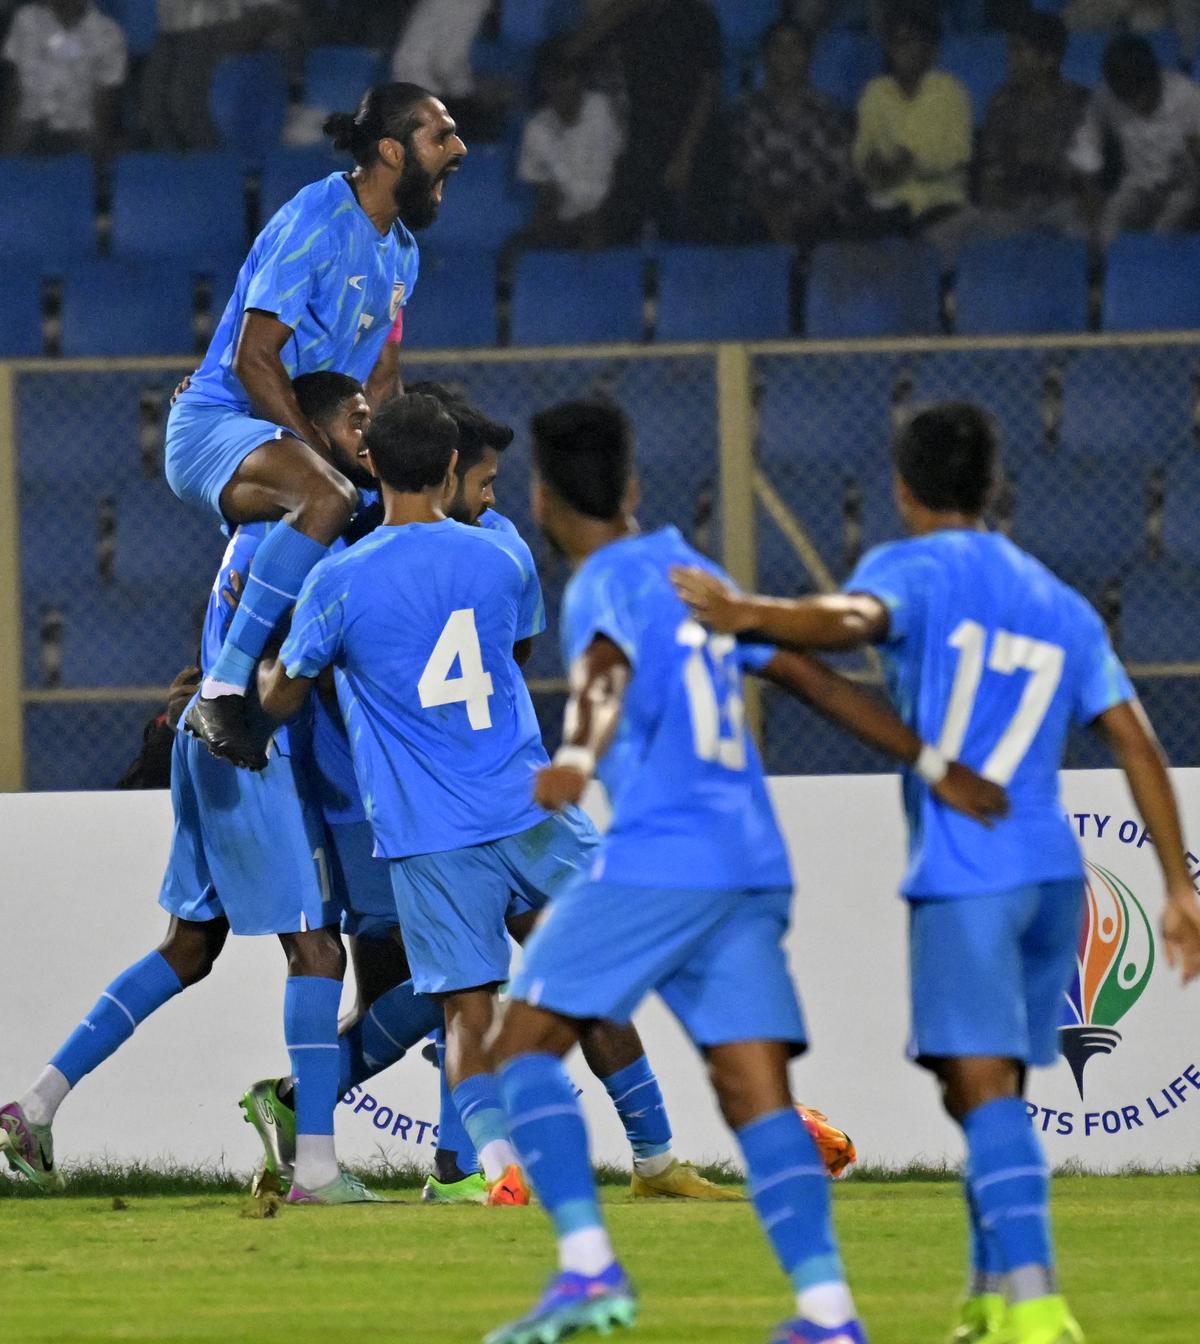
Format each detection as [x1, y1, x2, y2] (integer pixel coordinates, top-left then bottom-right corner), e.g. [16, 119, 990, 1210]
[5, 0, 1200, 260]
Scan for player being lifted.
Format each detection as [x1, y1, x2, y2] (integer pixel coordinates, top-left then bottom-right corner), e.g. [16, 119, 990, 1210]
[673, 402, 1200, 1344]
[167, 81, 465, 769]
[483, 400, 1007, 1344]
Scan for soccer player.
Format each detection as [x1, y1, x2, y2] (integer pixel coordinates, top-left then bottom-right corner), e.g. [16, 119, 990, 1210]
[0, 373, 395, 1204]
[483, 399, 1007, 1344]
[672, 401, 1200, 1344]
[167, 81, 466, 769]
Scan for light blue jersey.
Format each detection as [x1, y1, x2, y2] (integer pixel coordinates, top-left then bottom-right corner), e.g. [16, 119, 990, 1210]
[182, 174, 419, 413]
[281, 518, 550, 858]
[847, 530, 1134, 899]
[561, 527, 792, 892]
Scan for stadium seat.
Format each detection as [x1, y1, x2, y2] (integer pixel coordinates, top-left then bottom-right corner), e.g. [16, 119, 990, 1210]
[511, 248, 645, 345]
[303, 45, 383, 112]
[939, 33, 1007, 123]
[209, 51, 289, 161]
[111, 152, 248, 260]
[805, 239, 942, 339]
[711, 0, 780, 53]
[0, 267, 44, 356]
[655, 245, 793, 341]
[1102, 233, 1200, 331]
[809, 29, 883, 108]
[1161, 458, 1200, 565]
[0, 155, 96, 260]
[1061, 31, 1106, 88]
[59, 260, 197, 357]
[954, 235, 1088, 335]
[422, 144, 530, 249]
[499, 0, 581, 48]
[401, 249, 499, 349]
[259, 145, 341, 223]
[1060, 345, 1193, 460]
[1119, 560, 1199, 662]
[96, 0, 157, 54]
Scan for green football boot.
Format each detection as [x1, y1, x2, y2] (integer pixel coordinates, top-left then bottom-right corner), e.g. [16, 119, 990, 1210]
[422, 1171, 489, 1204]
[996, 1297, 1084, 1344]
[285, 1171, 387, 1204]
[0, 1101, 65, 1191]
[239, 1079, 296, 1194]
[949, 1293, 1006, 1343]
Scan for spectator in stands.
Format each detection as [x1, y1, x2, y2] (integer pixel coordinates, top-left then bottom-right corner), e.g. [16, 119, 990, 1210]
[1062, 0, 1168, 33]
[976, 10, 1088, 234]
[734, 21, 857, 250]
[139, 0, 296, 150]
[853, 7, 972, 237]
[1, 0, 126, 154]
[567, 0, 725, 243]
[516, 42, 623, 249]
[1069, 33, 1200, 247]
[390, 0, 489, 102]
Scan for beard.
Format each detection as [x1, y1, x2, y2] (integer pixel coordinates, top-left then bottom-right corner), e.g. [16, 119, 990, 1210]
[394, 156, 445, 231]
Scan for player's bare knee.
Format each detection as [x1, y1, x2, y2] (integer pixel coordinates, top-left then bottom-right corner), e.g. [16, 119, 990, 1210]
[282, 927, 346, 980]
[292, 471, 357, 542]
[707, 1041, 791, 1131]
[493, 1001, 576, 1065]
[158, 918, 227, 988]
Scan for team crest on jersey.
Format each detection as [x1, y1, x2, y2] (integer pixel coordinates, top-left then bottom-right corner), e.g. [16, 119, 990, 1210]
[391, 281, 407, 320]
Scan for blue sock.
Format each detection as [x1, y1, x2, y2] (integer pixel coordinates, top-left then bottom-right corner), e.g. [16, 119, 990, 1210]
[452, 1072, 514, 1180]
[50, 951, 183, 1086]
[285, 976, 342, 1138]
[963, 1098, 1054, 1285]
[601, 1055, 672, 1164]
[737, 1107, 846, 1293]
[435, 1032, 480, 1177]
[966, 1180, 1006, 1295]
[500, 1053, 603, 1237]
[338, 980, 441, 1092]
[207, 523, 327, 692]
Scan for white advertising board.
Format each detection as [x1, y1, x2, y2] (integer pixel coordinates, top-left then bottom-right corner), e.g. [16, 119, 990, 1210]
[1, 771, 1197, 1176]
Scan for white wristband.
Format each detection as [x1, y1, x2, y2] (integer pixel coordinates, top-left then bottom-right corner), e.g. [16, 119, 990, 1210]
[553, 745, 596, 777]
[914, 743, 949, 785]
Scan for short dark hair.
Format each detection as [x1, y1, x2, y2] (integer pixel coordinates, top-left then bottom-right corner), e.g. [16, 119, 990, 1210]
[763, 19, 812, 54]
[292, 371, 363, 427]
[530, 399, 632, 520]
[365, 393, 459, 492]
[323, 82, 434, 166]
[886, 2, 942, 45]
[406, 380, 514, 475]
[893, 402, 997, 514]
[1012, 10, 1068, 65]
[1103, 34, 1160, 102]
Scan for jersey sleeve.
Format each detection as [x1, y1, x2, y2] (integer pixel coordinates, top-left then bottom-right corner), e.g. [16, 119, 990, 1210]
[1072, 605, 1135, 725]
[845, 543, 922, 645]
[243, 222, 334, 333]
[565, 562, 643, 668]
[281, 562, 346, 679]
[510, 535, 547, 640]
[737, 641, 777, 674]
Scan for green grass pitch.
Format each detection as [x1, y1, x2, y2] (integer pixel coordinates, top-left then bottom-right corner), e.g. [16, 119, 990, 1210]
[2, 1175, 1197, 1343]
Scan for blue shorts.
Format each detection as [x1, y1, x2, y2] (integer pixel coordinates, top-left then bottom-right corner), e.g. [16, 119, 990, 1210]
[510, 882, 807, 1052]
[159, 730, 335, 936]
[389, 808, 598, 995]
[907, 879, 1086, 1069]
[165, 396, 295, 520]
[326, 818, 397, 941]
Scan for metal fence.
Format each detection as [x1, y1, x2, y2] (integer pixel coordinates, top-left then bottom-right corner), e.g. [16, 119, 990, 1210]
[1, 332, 1197, 791]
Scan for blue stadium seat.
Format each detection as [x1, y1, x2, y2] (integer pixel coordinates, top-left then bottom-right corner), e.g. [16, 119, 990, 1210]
[59, 260, 196, 356]
[711, 0, 780, 52]
[499, 0, 581, 48]
[1060, 345, 1192, 461]
[805, 240, 942, 338]
[656, 245, 793, 341]
[402, 249, 499, 349]
[470, 35, 536, 89]
[955, 235, 1088, 335]
[303, 45, 382, 111]
[1061, 31, 1106, 88]
[1161, 458, 1200, 565]
[201, 252, 246, 328]
[259, 145, 341, 223]
[96, 0, 157, 54]
[809, 29, 882, 108]
[209, 51, 289, 161]
[511, 248, 644, 345]
[1119, 560, 1199, 662]
[111, 152, 247, 260]
[0, 155, 96, 260]
[939, 33, 1007, 123]
[0, 267, 43, 356]
[422, 145, 530, 249]
[1102, 233, 1200, 331]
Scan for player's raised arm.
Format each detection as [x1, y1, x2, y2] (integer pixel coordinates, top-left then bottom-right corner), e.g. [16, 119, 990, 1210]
[670, 567, 889, 651]
[256, 653, 317, 722]
[534, 635, 631, 813]
[233, 311, 327, 452]
[756, 650, 1009, 827]
[1093, 699, 1200, 983]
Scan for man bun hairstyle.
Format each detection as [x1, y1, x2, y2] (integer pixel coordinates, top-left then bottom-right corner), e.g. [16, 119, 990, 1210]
[406, 380, 514, 475]
[364, 393, 459, 492]
[530, 399, 632, 521]
[893, 401, 997, 515]
[323, 82, 435, 166]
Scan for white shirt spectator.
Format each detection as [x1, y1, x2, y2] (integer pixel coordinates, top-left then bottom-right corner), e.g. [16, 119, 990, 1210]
[156, 0, 284, 34]
[1069, 70, 1200, 190]
[390, 0, 490, 100]
[3, 2, 126, 133]
[518, 91, 624, 221]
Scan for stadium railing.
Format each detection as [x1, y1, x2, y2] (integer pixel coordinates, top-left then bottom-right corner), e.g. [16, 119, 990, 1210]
[2, 330, 1198, 791]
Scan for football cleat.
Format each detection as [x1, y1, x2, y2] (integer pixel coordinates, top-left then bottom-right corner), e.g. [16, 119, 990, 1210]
[0, 1101, 65, 1192]
[993, 1297, 1084, 1344]
[239, 1079, 296, 1194]
[797, 1104, 858, 1179]
[483, 1262, 637, 1344]
[486, 1163, 532, 1206]
[630, 1158, 741, 1200]
[422, 1172, 489, 1204]
[949, 1293, 1006, 1343]
[184, 694, 268, 771]
[284, 1171, 386, 1204]
[769, 1317, 868, 1343]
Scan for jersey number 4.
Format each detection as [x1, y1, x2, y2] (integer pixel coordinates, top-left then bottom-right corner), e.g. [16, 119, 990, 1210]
[679, 619, 747, 770]
[939, 619, 1065, 785]
[418, 608, 495, 730]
